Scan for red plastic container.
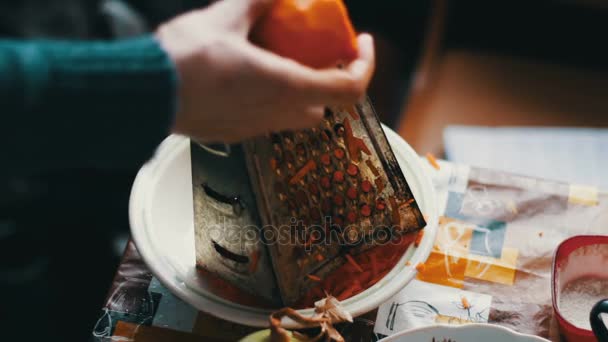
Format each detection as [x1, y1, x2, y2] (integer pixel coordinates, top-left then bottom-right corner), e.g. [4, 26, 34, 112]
[552, 235, 608, 342]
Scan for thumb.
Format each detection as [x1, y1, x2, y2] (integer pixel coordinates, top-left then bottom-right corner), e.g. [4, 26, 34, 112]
[219, 0, 275, 33]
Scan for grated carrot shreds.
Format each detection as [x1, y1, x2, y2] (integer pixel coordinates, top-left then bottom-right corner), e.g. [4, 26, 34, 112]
[307, 274, 322, 282]
[461, 296, 471, 309]
[414, 229, 424, 247]
[345, 254, 364, 273]
[337, 282, 362, 301]
[370, 254, 378, 277]
[293, 232, 418, 308]
[426, 152, 440, 170]
[358, 271, 373, 285]
[367, 270, 390, 287]
[415, 262, 426, 273]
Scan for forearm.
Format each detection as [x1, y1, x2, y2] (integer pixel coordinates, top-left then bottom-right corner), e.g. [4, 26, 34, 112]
[0, 36, 177, 177]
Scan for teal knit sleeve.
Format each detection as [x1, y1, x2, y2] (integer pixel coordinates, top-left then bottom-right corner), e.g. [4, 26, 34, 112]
[0, 35, 178, 176]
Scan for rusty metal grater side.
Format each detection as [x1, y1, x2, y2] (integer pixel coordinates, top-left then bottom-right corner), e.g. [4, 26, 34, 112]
[243, 97, 426, 305]
[191, 142, 281, 306]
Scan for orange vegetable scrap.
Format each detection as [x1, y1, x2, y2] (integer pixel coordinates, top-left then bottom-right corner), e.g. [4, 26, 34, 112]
[415, 262, 426, 273]
[345, 254, 364, 273]
[367, 270, 389, 287]
[365, 160, 379, 177]
[374, 177, 385, 193]
[414, 230, 424, 247]
[369, 254, 378, 277]
[289, 160, 316, 184]
[307, 274, 322, 282]
[405, 261, 412, 266]
[315, 254, 325, 262]
[292, 233, 418, 308]
[337, 281, 362, 301]
[253, 0, 358, 69]
[249, 250, 260, 274]
[426, 152, 441, 170]
[461, 296, 471, 309]
[389, 196, 402, 227]
[343, 118, 371, 162]
[345, 105, 360, 120]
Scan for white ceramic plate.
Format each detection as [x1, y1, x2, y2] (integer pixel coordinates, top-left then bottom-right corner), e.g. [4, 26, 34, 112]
[129, 126, 438, 328]
[380, 324, 550, 342]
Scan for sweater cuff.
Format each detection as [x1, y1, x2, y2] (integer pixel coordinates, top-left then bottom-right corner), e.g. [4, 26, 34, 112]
[28, 35, 178, 170]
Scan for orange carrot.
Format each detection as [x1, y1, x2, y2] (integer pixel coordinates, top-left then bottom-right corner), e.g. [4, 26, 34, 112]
[426, 152, 440, 170]
[415, 262, 426, 273]
[315, 254, 325, 262]
[405, 261, 412, 266]
[414, 230, 424, 247]
[345, 254, 364, 273]
[307, 274, 322, 282]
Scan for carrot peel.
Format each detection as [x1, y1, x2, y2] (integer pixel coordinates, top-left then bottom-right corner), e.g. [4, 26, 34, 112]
[307, 274, 322, 282]
[426, 152, 441, 170]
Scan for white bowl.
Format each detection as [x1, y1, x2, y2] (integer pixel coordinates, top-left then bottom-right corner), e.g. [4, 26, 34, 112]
[129, 126, 438, 328]
[380, 324, 550, 342]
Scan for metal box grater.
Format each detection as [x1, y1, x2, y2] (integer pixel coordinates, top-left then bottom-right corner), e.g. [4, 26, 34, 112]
[191, 97, 426, 306]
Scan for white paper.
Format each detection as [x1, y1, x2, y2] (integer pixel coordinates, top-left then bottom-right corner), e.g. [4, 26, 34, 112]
[444, 126, 608, 191]
[420, 158, 470, 215]
[374, 280, 492, 336]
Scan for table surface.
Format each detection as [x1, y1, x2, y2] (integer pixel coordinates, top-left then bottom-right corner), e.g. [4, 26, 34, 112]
[90, 159, 608, 342]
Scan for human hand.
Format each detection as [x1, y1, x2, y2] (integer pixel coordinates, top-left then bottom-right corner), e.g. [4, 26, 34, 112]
[156, 0, 375, 143]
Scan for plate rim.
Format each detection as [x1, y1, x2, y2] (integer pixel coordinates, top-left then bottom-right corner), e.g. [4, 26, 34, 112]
[378, 323, 551, 342]
[129, 126, 438, 328]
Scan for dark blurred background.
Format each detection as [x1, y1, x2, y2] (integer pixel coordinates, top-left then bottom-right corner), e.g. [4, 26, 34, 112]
[0, 0, 607, 341]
